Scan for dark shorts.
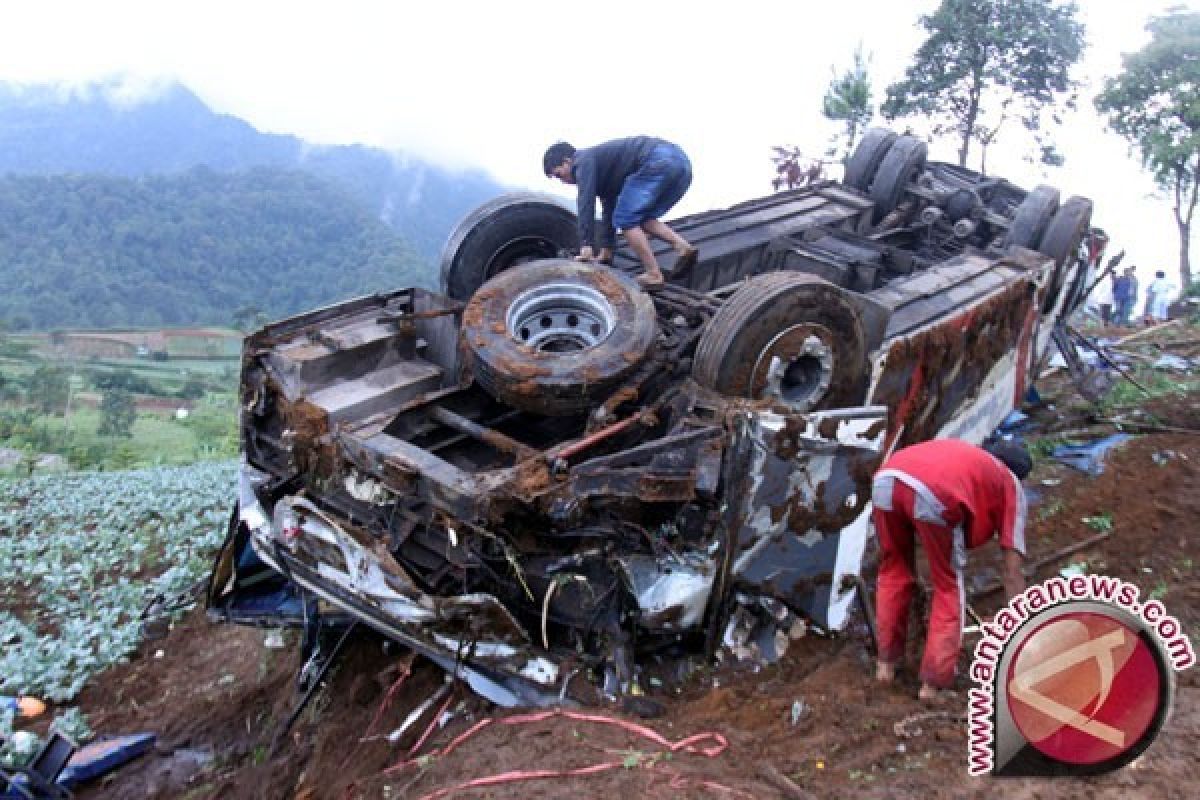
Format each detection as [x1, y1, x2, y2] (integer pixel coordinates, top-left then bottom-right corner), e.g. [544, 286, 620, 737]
[613, 142, 692, 231]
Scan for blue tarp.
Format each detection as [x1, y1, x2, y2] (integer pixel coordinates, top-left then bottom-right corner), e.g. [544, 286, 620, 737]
[1051, 434, 1133, 476]
[997, 410, 1032, 434]
[57, 733, 156, 788]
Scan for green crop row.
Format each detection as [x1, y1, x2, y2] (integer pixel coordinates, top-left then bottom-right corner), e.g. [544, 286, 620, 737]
[0, 462, 235, 701]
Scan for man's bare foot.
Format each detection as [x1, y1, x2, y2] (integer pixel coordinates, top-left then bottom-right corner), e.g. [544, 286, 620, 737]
[637, 269, 664, 287]
[918, 684, 957, 703]
[674, 245, 699, 271]
[876, 661, 896, 684]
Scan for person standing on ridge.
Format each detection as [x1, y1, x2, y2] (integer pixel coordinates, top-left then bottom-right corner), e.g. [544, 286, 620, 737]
[1145, 270, 1176, 323]
[1112, 267, 1134, 326]
[1089, 272, 1115, 325]
[544, 136, 698, 286]
[1125, 267, 1141, 326]
[871, 438, 1031, 701]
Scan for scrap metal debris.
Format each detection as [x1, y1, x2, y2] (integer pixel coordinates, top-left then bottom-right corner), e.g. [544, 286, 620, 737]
[893, 711, 964, 739]
[1152, 354, 1194, 372]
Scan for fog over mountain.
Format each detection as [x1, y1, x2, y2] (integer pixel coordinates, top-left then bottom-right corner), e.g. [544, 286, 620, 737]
[0, 80, 507, 259]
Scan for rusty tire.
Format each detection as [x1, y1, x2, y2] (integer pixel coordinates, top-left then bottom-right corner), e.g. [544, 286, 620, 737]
[440, 193, 579, 302]
[1039, 195, 1093, 313]
[462, 260, 657, 416]
[1004, 185, 1060, 250]
[844, 128, 897, 192]
[869, 135, 927, 222]
[692, 272, 867, 410]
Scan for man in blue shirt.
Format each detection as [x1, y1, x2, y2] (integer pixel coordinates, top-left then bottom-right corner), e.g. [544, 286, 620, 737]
[1113, 267, 1138, 326]
[545, 136, 697, 286]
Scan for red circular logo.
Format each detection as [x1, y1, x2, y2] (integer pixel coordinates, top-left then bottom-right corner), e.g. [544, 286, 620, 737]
[1005, 611, 1162, 766]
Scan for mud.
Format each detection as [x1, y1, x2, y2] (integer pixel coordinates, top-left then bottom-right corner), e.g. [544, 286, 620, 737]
[872, 279, 1032, 447]
[589, 266, 631, 305]
[490, 356, 552, 381]
[508, 457, 552, 497]
[459, 287, 492, 334]
[714, 281, 865, 410]
[282, 397, 337, 478]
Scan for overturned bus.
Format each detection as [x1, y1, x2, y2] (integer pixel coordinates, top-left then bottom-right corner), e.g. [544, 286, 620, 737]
[207, 129, 1102, 709]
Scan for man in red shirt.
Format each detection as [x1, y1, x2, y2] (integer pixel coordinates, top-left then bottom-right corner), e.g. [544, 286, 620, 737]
[872, 438, 1031, 700]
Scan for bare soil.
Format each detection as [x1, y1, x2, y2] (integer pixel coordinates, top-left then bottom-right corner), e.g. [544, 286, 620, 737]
[47, 329, 1200, 799]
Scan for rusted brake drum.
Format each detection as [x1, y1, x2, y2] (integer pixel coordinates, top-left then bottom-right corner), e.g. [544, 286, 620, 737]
[692, 272, 868, 411]
[462, 260, 657, 416]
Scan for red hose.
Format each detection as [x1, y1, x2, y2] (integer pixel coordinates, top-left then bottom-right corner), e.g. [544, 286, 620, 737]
[381, 707, 735, 798]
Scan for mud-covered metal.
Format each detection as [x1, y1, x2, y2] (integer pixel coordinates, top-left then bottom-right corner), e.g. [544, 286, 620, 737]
[463, 260, 658, 417]
[727, 407, 887, 629]
[756, 328, 836, 411]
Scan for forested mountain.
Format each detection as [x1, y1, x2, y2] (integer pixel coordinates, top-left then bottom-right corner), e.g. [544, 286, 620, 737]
[0, 81, 507, 259]
[0, 83, 301, 174]
[0, 168, 428, 330]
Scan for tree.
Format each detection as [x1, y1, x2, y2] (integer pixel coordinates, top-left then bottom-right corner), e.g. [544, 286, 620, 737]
[769, 147, 828, 191]
[92, 368, 155, 394]
[823, 45, 874, 159]
[98, 389, 137, 438]
[177, 376, 207, 399]
[1095, 10, 1200, 292]
[27, 365, 70, 414]
[882, 0, 1085, 171]
[0, 371, 16, 405]
[232, 305, 269, 332]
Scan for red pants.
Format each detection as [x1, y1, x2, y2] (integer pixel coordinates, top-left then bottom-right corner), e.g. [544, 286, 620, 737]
[873, 482, 965, 688]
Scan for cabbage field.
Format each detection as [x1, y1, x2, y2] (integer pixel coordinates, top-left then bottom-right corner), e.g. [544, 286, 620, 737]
[0, 462, 235, 703]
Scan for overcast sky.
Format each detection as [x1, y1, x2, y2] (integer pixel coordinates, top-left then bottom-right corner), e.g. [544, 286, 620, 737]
[1, 0, 1196, 291]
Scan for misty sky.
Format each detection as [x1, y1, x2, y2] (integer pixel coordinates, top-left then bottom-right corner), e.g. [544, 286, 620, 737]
[2, 0, 1197, 292]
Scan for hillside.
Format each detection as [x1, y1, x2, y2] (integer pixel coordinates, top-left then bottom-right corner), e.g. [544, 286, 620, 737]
[0, 168, 429, 329]
[0, 81, 506, 260]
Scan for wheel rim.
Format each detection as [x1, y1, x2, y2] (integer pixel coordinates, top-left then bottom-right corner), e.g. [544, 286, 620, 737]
[752, 325, 836, 411]
[485, 236, 563, 282]
[506, 282, 616, 352]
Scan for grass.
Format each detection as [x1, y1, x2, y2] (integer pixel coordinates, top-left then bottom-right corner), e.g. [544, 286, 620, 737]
[1, 346, 239, 471]
[1, 399, 237, 471]
[86, 357, 239, 387]
[1082, 512, 1114, 533]
[1037, 499, 1065, 521]
[1028, 436, 1064, 464]
[1099, 369, 1200, 414]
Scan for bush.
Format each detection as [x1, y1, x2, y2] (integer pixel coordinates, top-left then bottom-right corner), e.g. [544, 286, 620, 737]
[26, 365, 70, 414]
[91, 368, 156, 395]
[176, 377, 208, 399]
[66, 442, 109, 470]
[98, 390, 137, 438]
[0, 408, 37, 440]
[181, 407, 237, 459]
